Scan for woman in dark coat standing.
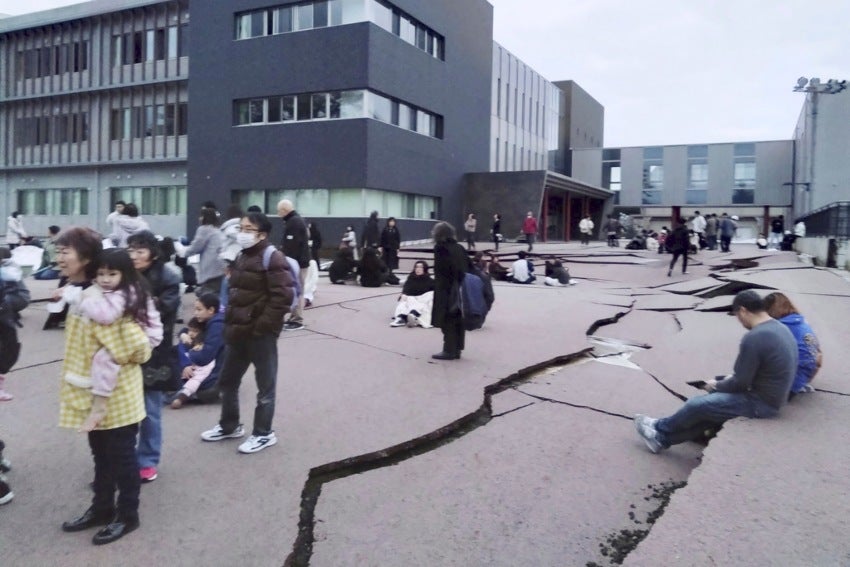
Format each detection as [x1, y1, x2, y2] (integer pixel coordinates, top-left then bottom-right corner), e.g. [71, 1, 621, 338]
[380, 217, 401, 271]
[491, 213, 502, 251]
[432, 222, 469, 360]
[126, 231, 181, 483]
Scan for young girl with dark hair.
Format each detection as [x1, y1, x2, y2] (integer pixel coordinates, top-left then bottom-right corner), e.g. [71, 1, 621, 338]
[74, 249, 163, 432]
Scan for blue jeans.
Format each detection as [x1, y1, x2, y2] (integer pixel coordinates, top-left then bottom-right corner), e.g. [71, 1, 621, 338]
[137, 390, 163, 468]
[655, 392, 778, 447]
[32, 266, 61, 280]
[218, 335, 278, 436]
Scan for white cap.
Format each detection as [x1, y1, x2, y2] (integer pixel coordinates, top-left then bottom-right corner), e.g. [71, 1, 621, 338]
[731, 215, 739, 221]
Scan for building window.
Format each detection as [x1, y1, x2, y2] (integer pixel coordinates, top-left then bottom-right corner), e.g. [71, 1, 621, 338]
[14, 113, 88, 147]
[602, 157, 621, 206]
[233, 89, 442, 139]
[687, 145, 709, 205]
[113, 25, 185, 66]
[110, 186, 187, 215]
[232, 188, 438, 220]
[111, 103, 187, 140]
[16, 41, 89, 80]
[234, 0, 445, 60]
[17, 188, 89, 215]
[641, 146, 663, 205]
[733, 143, 756, 204]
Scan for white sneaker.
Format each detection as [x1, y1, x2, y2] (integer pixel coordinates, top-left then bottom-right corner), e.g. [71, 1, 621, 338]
[238, 432, 278, 454]
[201, 424, 245, 442]
[389, 317, 406, 327]
[634, 414, 663, 454]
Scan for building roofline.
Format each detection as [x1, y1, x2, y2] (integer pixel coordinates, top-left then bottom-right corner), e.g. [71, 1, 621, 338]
[0, 0, 167, 34]
[572, 139, 794, 151]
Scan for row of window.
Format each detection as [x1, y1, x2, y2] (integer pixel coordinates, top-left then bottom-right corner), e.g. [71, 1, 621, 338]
[110, 103, 188, 140]
[15, 186, 188, 216]
[15, 41, 90, 80]
[641, 188, 754, 206]
[234, 90, 443, 139]
[110, 186, 187, 216]
[235, 0, 444, 60]
[14, 113, 89, 147]
[232, 188, 438, 220]
[111, 25, 188, 66]
[17, 188, 89, 216]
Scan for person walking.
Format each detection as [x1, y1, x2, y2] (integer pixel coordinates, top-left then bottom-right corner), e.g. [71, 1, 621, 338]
[276, 199, 310, 331]
[705, 213, 718, 250]
[691, 211, 706, 247]
[464, 214, 477, 250]
[491, 213, 502, 251]
[578, 215, 594, 246]
[5, 212, 27, 250]
[200, 212, 294, 454]
[718, 213, 737, 253]
[431, 222, 468, 360]
[522, 211, 538, 252]
[634, 290, 797, 453]
[666, 219, 691, 277]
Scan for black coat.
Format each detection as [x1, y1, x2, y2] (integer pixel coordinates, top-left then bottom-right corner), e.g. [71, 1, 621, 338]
[432, 239, 468, 328]
[282, 211, 311, 268]
[362, 218, 380, 249]
[139, 260, 181, 390]
[668, 226, 690, 253]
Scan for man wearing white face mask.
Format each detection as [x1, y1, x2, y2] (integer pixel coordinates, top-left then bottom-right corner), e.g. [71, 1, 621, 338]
[201, 212, 295, 454]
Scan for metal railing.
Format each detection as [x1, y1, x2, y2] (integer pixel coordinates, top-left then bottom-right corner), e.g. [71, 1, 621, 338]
[798, 201, 850, 238]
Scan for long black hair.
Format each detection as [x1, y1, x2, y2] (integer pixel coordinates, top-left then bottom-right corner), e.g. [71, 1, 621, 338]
[97, 248, 151, 324]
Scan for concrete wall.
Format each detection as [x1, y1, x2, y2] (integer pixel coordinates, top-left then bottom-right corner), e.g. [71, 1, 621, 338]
[464, 171, 546, 241]
[794, 236, 850, 270]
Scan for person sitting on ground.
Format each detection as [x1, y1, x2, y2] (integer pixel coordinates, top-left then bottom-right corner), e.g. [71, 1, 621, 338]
[357, 247, 391, 287]
[390, 261, 435, 328]
[756, 234, 768, 250]
[633, 290, 797, 454]
[763, 292, 822, 398]
[487, 253, 510, 282]
[544, 259, 576, 286]
[33, 225, 62, 280]
[171, 317, 216, 409]
[469, 251, 495, 317]
[657, 227, 668, 254]
[329, 247, 357, 284]
[508, 250, 535, 284]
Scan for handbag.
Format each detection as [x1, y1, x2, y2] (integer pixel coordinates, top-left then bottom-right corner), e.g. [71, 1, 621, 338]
[447, 279, 463, 316]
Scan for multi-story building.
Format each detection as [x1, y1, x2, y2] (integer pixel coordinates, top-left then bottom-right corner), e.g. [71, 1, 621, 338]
[0, 0, 613, 244]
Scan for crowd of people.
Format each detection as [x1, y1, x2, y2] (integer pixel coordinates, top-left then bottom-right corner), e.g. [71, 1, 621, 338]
[0, 203, 826, 549]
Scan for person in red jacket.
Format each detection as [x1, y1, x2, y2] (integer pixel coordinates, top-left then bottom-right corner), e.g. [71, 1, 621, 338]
[522, 211, 538, 252]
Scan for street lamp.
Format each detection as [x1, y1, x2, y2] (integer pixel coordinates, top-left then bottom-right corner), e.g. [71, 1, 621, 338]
[791, 77, 847, 215]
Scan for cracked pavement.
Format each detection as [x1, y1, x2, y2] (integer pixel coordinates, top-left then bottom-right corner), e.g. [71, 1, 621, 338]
[1, 242, 848, 566]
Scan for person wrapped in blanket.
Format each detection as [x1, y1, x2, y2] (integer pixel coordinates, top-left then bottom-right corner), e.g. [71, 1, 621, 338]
[390, 261, 435, 328]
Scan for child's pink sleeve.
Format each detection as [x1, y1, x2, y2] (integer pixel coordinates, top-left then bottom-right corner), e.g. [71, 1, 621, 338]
[91, 347, 120, 397]
[79, 290, 126, 326]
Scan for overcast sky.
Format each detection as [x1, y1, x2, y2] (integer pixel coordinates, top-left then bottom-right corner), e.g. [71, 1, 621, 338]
[3, 0, 848, 147]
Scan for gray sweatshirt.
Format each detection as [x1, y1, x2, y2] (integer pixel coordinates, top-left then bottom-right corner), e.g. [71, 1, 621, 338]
[714, 318, 798, 409]
[184, 224, 226, 284]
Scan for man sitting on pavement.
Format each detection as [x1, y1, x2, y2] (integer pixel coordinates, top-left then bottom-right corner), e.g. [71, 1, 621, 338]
[634, 290, 798, 453]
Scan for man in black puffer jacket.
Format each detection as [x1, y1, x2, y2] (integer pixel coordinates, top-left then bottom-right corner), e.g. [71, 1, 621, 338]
[277, 199, 310, 331]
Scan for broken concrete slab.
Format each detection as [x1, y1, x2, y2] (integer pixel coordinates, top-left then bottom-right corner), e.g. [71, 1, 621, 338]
[633, 294, 704, 311]
[592, 309, 679, 346]
[724, 267, 850, 296]
[311, 402, 702, 567]
[655, 276, 724, 295]
[624, 393, 850, 567]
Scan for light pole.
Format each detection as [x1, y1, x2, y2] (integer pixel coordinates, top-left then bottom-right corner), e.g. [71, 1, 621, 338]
[792, 77, 847, 215]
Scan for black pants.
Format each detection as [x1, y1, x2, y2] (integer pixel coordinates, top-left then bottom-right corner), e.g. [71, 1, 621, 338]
[89, 423, 141, 519]
[720, 235, 731, 252]
[492, 235, 499, 251]
[581, 233, 590, 245]
[441, 313, 465, 355]
[668, 251, 688, 273]
[218, 335, 278, 436]
[525, 233, 535, 251]
[607, 233, 618, 247]
[0, 323, 20, 374]
[466, 232, 476, 250]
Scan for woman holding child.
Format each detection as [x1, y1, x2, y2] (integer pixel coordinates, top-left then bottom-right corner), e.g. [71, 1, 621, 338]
[55, 227, 157, 545]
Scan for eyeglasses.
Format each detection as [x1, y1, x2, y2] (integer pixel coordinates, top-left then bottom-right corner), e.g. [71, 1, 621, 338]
[239, 226, 260, 233]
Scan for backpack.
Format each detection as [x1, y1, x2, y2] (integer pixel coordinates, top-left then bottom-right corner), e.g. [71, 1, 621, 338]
[460, 271, 488, 331]
[259, 245, 300, 312]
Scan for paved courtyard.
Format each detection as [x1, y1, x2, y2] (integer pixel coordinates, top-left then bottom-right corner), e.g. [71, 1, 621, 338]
[1, 242, 848, 566]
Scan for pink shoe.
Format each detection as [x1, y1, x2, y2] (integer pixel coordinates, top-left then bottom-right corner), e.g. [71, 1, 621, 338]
[0, 390, 13, 402]
[139, 467, 158, 483]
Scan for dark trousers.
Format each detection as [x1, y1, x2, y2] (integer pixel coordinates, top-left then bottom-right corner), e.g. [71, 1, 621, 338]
[383, 248, 399, 271]
[218, 334, 278, 436]
[466, 232, 476, 250]
[0, 324, 20, 374]
[580, 233, 590, 245]
[89, 423, 141, 519]
[668, 251, 688, 273]
[525, 233, 535, 251]
[720, 235, 732, 252]
[441, 314, 465, 355]
[706, 234, 717, 250]
[492, 235, 499, 251]
[607, 233, 618, 247]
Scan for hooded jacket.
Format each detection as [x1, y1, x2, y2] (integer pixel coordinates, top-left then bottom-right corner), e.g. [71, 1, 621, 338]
[778, 313, 821, 393]
[110, 215, 150, 248]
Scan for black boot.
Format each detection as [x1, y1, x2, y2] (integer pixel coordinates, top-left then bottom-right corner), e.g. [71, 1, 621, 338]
[431, 351, 456, 360]
[62, 506, 115, 532]
[92, 513, 140, 545]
